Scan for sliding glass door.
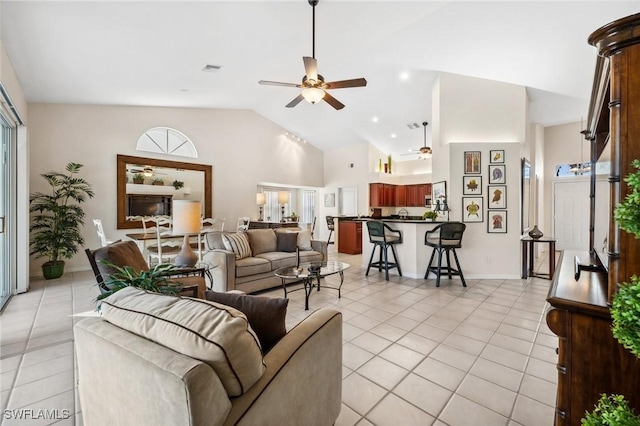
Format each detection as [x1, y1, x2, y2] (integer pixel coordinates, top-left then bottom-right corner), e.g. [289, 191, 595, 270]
[0, 115, 12, 309]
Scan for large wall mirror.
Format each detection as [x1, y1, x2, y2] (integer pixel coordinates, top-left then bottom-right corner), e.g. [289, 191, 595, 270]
[117, 154, 212, 229]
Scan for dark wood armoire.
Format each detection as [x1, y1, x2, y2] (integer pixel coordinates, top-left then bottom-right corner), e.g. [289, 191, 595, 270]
[545, 13, 640, 426]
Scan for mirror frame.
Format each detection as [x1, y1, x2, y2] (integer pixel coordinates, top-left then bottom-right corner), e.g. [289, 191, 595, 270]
[521, 158, 532, 235]
[117, 154, 212, 229]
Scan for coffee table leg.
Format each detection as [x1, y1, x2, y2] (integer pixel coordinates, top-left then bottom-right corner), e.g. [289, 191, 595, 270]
[338, 271, 344, 298]
[304, 277, 313, 310]
[281, 278, 288, 299]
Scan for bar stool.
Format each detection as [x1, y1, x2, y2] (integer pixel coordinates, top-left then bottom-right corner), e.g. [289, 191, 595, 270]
[424, 222, 467, 287]
[326, 216, 335, 245]
[366, 220, 403, 281]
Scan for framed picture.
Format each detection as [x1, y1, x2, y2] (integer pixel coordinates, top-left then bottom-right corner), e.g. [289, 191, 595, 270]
[431, 181, 447, 209]
[490, 150, 505, 164]
[324, 193, 335, 207]
[489, 164, 506, 184]
[487, 184, 507, 209]
[462, 197, 483, 222]
[463, 176, 482, 195]
[488, 210, 508, 233]
[464, 151, 481, 174]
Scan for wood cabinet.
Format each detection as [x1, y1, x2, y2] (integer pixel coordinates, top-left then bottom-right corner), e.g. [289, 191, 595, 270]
[545, 14, 640, 425]
[337, 221, 362, 254]
[369, 183, 432, 207]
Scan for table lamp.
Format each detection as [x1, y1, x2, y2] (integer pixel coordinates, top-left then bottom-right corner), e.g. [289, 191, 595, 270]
[256, 192, 266, 221]
[173, 200, 201, 267]
[278, 191, 290, 222]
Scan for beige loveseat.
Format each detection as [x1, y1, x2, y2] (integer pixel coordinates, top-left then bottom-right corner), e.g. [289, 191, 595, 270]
[75, 287, 343, 426]
[203, 228, 328, 294]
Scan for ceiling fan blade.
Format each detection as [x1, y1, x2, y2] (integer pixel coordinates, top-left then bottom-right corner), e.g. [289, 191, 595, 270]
[303, 57, 318, 83]
[322, 92, 345, 110]
[259, 80, 302, 88]
[285, 94, 305, 108]
[324, 78, 367, 89]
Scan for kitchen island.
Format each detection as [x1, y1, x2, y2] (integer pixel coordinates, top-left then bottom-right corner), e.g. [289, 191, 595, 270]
[359, 219, 443, 279]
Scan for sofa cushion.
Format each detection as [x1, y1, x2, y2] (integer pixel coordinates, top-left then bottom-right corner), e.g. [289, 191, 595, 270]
[204, 291, 288, 353]
[277, 228, 313, 251]
[276, 232, 298, 253]
[93, 240, 149, 277]
[223, 232, 252, 260]
[204, 231, 226, 250]
[246, 229, 277, 255]
[100, 286, 265, 397]
[297, 230, 313, 251]
[256, 252, 297, 270]
[235, 256, 272, 277]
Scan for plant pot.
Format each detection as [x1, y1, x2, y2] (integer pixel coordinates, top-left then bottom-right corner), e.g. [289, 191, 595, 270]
[152, 182, 164, 186]
[42, 260, 65, 280]
[133, 179, 144, 184]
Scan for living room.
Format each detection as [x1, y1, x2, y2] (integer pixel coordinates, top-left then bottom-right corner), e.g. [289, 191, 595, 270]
[2, 2, 640, 425]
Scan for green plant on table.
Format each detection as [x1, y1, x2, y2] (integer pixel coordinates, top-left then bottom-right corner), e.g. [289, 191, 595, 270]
[582, 394, 640, 426]
[172, 180, 184, 190]
[133, 173, 144, 183]
[422, 210, 438, 220]
[152, 178, 164, 185]
[29, 162, 94, 279]
[96, 261, 183, 302]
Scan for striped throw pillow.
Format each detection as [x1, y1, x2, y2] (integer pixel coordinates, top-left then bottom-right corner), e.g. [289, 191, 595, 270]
[223, 232, 252, 259]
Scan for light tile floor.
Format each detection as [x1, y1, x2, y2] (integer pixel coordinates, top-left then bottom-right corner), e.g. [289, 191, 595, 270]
[0, 247, 558, 425]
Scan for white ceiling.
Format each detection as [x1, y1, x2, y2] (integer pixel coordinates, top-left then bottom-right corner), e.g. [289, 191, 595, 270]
[2, 1, 637, 160]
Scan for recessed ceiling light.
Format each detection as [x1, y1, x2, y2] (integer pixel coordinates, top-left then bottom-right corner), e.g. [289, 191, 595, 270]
[202, 64, 222, 73]
[399, 72, 409, 80]
[372, 117, 379, 123]
[391, 134, 397, 138]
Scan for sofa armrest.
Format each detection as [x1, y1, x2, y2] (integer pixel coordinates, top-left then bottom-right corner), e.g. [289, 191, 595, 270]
[311, 240, 328, 261]
[203, 249, 237, 292]
[223, 309, 342, 426]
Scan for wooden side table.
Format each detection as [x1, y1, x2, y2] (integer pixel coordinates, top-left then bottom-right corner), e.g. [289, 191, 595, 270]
[521, 236, 557, 279]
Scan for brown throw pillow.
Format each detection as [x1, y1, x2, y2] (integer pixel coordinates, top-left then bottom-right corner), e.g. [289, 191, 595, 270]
[276, 232, 298, 253]
[204, 291, 288, 353]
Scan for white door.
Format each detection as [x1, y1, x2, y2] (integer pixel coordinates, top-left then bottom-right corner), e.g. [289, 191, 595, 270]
[338, 187, 357, 216]
[553, 179, 590, 251]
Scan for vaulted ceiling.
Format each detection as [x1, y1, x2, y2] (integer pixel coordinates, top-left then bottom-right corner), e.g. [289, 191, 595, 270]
[2, 1, 636, 159]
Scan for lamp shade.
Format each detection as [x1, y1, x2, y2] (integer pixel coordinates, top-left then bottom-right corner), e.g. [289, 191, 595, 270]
[301, 87, 325, 104]
[172, 200, 201, 235]
[256, 193, 266, 205]
[278, 191, 290, 204]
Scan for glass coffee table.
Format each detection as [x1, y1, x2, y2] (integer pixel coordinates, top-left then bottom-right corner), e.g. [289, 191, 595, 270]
[274, 261, 350, 310]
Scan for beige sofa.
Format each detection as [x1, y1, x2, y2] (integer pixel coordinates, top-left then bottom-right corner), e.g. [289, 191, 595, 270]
[75, 287, 343, 426]
[203, 228, 328, 294]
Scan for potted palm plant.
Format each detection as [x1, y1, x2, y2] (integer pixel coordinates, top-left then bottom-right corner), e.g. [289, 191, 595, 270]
[95, 262, 183, 302]
[29, 163, 94, 279]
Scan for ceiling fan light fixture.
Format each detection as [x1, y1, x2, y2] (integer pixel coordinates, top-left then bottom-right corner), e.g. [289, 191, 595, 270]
[302, 87, 325, 104]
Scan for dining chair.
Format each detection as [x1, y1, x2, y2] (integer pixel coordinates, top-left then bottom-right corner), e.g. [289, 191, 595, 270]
[92, 219, 114, 247]
[237, 216, 250, 232]
[146, 217, 181, 266]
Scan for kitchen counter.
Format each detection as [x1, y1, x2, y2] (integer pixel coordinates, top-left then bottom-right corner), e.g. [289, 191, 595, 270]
[361, 220, 443, 279]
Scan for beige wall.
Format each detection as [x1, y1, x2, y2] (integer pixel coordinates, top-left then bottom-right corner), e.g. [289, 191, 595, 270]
[28, 103, 324, 275]
[542, 120, 584, 237]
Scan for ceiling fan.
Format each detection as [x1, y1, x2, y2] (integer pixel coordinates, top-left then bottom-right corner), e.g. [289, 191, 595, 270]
[258, 0, 367, 110]
[402, 122, 432, 159]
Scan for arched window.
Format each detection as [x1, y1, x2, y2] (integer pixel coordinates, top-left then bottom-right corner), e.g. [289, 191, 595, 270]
[136, 127, 198, 158]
